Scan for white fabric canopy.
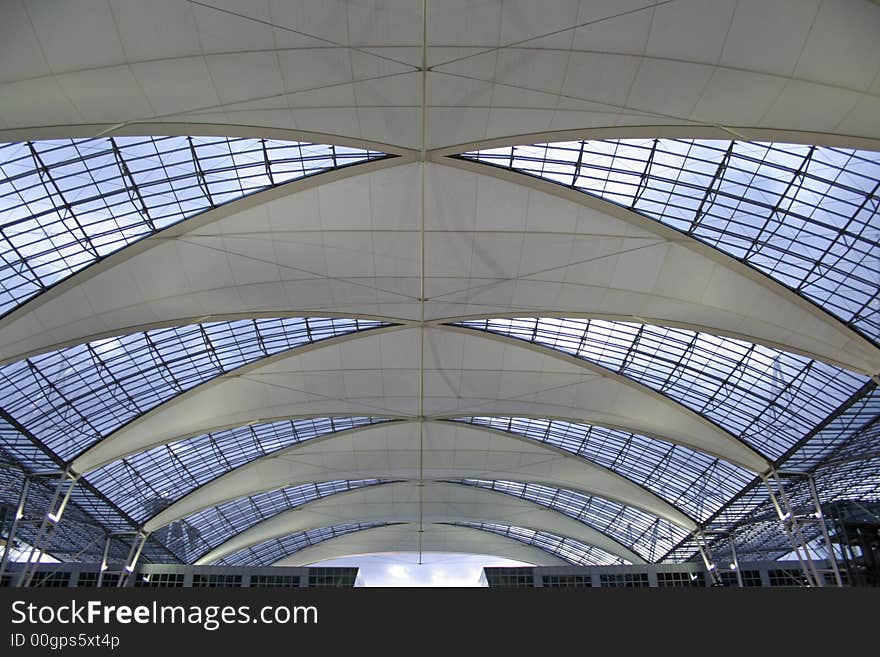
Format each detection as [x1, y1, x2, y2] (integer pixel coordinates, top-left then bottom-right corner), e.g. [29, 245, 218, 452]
[2, 1, 879, 150]
[194, 481, 645, 565]
[74, 325, 766, 474]
[3, 161, 874, 374]
[142, 420, 698, 533]
[272, 523, 569, 567]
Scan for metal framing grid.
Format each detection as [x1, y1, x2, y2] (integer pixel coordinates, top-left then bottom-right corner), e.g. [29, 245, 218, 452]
[453, 318, 866, 460]
[668, 382, 880, 563]
[165, 479, 391, 565]
[457, 139, 880, 339]
[0, 136, 387, 315]
[0, 317, 388, 461]
[458, 417, 754, 520]
[0, 418, 176, 564]
[453, 318, 878, 564]
[452, 416, 747, 522]
[215, 523, 395, 567]
[0, 315, 389, 565]
[454, 478, 687, 563]
[87, 417, 391, 521]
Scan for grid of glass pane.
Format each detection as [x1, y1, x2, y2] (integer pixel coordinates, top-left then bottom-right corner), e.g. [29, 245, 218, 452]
[718, 570, 762, 587]
[0, 137, 387, 314]
[0, 461, 157, 565]
[0, 416, 56, 470]
[216, 523, 392, 567]
[192, 573, 242, 588]
[484, 568, 535, 587]
[88, 418, 390, 520]
[656, 571, 704, 588]
[768, 568, 811, 587]
[135, 572, 184, 588]
[250, 575, 300, 588]
[541, 575, 591, 587]
[170, 479, 390, 564]
[599, 572, 650, 588]
[29, 571, 71, 588]
[0, 317, 387, 461]
[76, 572, 121, 587]
[308, 567, 359, 588]
[457, 479, 688, 562]
[458, 140, 880, 337]
[454, 318, 866, 460]
[454, 416, 749, 521]
[452, 522, 621, 566]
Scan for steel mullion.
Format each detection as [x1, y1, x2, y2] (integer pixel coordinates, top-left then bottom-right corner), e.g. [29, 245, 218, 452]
[27, 142, 99, 259]
[187, 136, 215, 208]
[110, 138, 156, 232]
[688, 141, 734, 234]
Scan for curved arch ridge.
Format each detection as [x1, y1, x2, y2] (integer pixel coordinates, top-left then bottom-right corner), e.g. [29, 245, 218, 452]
[2, 160, 874, 375]
[194, 481, 645, 566]
[141, 420, 697, 533]
[271, 523, 568, 567]
[73, 325, 766, 475]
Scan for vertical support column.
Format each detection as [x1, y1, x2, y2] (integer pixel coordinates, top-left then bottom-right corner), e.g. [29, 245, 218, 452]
[695, 531, 720, 586]
[118, 531, 149, 587]
[728, 532, 743, 588]
[17, 469, 78, 587]
[761, 470, 820, 587]
[96, 534, 113, 588]
[807, 474, 843, 587]
[0, 476, 30, 580]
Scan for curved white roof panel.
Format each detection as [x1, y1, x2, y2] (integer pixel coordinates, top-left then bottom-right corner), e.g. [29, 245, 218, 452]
[141, 419, 697, 532]
[2, 162, 874, 375]
[2, 1, 879, 150]
[272, 523, 568, 567]
[72, 325, 765, 473]
[194, 481, 645, 565]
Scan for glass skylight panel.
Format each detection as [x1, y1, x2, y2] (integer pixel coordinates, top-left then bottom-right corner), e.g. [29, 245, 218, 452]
[161, 480, 388, 564]
[0, 137, 387, 315]
[0, 317, 387, 460]
[0, 416, 56, 470]
[455, 318, 865, 460]
[216, 523, 391, 567]
[0, 463, 148, 564]
[454, 417, 751, 521]
[458, 140, 880, 338]
[87, 418, 390, 519]
[458, 479, 688, 562]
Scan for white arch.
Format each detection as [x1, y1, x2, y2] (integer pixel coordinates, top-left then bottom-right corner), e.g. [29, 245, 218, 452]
[194, 481, 645, 565]
[141, 420, 697, 533]
[72, 325, 766, 474]
[272, 523, 568, 567]
[2, 1, 878, 148]
[2, 161, 874, 377]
